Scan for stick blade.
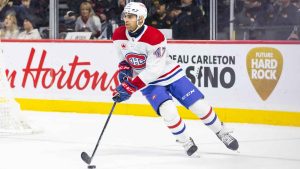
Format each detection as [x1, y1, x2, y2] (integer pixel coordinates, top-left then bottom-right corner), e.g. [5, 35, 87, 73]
[81, 152, 92, 164]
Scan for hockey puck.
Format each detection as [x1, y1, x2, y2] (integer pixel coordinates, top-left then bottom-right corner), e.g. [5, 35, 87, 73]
[88, 165, 96, 169]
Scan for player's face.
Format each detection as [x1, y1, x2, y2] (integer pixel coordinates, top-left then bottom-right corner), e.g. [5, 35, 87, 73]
[123, 13, 138, 32]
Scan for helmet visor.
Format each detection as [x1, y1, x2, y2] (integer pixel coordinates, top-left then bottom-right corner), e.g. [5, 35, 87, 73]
[121, 12, 137, 21]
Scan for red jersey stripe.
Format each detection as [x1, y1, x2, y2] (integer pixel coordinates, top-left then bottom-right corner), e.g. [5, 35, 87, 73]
[168, 118, 182, 129]
[200, 107, 213, 120]
[159, 65, 180, 79]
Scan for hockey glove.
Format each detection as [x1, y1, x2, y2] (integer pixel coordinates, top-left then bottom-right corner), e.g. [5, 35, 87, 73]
[118, 60, 132, 83]
[112, 79, 138, 102]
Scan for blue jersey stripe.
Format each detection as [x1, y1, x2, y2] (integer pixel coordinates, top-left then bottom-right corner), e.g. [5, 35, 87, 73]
[205, 114, 217, 126]
[172, 124, 186, 135]
[149, 69, 183, 85]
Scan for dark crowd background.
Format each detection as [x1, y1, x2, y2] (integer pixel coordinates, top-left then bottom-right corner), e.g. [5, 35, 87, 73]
[0, 0, 299, 40]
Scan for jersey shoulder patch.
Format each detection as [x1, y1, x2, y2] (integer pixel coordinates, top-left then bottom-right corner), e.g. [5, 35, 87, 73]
[139, 26, 165, 45]
[112, 26, 127, 41]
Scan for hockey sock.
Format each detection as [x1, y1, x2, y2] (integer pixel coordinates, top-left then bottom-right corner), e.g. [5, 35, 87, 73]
[159, 100, 190, 143]
[189, 100, 223, 133]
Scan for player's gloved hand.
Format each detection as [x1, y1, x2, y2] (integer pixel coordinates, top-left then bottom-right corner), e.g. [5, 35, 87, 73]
[112, 79, 138, 102]
[118, 60, 132, 83]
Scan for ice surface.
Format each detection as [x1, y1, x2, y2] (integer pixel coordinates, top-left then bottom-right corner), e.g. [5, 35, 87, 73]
[1, 111, 300, 169]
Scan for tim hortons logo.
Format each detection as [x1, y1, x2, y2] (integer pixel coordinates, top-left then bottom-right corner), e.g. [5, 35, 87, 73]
[5, 48, 119, 91]
[246, 47, 283, 100]
[125, 53, 146, 69]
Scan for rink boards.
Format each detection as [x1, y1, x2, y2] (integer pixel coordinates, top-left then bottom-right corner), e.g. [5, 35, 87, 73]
[0, 39, 299, 126]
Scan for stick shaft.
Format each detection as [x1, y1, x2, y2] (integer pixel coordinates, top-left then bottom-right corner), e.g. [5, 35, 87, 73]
[89, 102, 117, 163]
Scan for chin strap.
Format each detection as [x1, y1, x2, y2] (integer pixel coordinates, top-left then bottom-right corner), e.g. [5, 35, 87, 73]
[130, 26, 141, 33]
[130, 17, 145, 33]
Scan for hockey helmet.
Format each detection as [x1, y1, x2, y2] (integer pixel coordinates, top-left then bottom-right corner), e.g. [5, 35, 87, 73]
[122, 2, 147, 21]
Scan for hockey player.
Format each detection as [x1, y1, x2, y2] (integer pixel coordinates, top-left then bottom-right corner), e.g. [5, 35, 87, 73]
[112, 2, 239, 156]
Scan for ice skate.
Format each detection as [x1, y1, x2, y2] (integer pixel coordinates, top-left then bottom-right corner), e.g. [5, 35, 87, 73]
[216, 127, 239, 151]
[177, 137, 199, 157]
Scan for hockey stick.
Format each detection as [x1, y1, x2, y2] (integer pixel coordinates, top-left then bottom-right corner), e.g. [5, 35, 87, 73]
[81, 101, 117, 165]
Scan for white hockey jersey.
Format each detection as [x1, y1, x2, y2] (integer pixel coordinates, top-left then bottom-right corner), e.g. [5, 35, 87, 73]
[112, 25, 184, 89]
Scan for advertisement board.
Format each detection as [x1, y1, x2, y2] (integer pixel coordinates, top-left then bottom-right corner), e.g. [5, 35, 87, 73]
[1, 40, 299, 126]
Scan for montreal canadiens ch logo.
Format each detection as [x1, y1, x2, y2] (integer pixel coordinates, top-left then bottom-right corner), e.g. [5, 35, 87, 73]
[125, 53, 146, 69]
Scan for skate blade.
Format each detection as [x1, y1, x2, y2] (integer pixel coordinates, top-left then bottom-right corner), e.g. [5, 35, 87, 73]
[190, 151, 200, 158]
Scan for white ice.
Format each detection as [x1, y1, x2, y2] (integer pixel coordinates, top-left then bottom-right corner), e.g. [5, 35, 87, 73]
[1, 110, 300, 169]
